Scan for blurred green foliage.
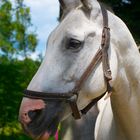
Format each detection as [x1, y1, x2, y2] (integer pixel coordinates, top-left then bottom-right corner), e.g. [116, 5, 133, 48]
[0, 57, 41, 139]
[0, 57, 40, 124]
[0, 0, 37, 59]
[0, 0, 42, 139]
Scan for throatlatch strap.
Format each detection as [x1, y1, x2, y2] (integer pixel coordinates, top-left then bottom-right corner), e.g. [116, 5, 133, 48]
[100, 5, 112, 96]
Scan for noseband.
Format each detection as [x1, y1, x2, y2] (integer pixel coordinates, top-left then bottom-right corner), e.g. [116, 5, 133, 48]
[23, 6, 112, 119]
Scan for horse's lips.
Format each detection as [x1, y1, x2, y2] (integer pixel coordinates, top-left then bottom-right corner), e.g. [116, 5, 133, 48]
[38, 132, 50, 140]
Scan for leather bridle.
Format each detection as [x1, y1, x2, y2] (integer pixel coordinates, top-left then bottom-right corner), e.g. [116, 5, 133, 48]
[23, 5, 112, 119]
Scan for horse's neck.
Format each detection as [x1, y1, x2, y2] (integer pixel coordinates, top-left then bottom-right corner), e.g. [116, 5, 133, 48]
[110, 12, 140, 140]
[110, 60, 140, 140]
[111, 70, 140, 140]
[96, 67, 140, 140]
[95, 6, 140, 140]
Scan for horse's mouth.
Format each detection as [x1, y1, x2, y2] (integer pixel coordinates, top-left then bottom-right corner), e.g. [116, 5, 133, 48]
[20, 101, 64, 139]
[22, 114, 60, 140]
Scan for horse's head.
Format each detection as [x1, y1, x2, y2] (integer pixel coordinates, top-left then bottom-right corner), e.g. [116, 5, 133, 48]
[19, 0, 118, 139]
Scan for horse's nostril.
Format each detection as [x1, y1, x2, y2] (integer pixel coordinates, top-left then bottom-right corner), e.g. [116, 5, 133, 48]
[28, 109, 42, 121]
[19, 112, 31, 124]
[28, 111, 36, 120]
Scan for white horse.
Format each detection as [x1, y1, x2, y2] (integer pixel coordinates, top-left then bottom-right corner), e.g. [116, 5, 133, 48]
[19, 0, 140, 140]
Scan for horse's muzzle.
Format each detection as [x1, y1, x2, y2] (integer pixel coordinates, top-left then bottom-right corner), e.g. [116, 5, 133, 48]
[19, 97, 62, 139]
[19, 98, 46, 137]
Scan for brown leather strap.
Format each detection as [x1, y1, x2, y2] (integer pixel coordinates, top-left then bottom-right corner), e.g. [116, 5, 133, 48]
[100, 4, 108, 28]
[24, 90, 74, 100]
[80, 92, 106, 115]
[100, 5, 112, 95]
[68, 95, 81, 119]
[73, 49, 102, 93]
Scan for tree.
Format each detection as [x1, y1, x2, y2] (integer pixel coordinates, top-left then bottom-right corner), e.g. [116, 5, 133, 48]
[0, 58, 40, 139]
[0, 0, 37, 59]
[0, 1, 39, 139]
[0, 0, 13, 57]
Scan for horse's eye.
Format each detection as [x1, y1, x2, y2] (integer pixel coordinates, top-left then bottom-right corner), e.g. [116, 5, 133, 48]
[66, 39, 83, 52]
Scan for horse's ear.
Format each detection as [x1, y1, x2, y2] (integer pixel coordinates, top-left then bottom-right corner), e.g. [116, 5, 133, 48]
[58, 0, 94, 20]
[80, 0, 92, 11]
[80, 0, 93, 18]
[58, 0, 81, 20]
[59, 0, 81, 10]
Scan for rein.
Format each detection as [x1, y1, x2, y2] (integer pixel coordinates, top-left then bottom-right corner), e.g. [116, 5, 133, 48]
[23, 5, 112, 119]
